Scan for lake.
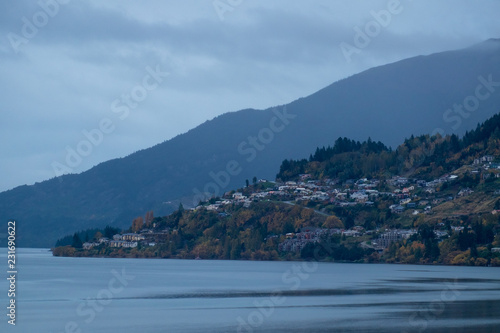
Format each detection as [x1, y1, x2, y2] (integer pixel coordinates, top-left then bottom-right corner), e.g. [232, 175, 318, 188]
[1, 248, 499, 332]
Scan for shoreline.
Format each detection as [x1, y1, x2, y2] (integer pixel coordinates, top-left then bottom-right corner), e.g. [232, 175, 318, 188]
[48, 247, 500, 268]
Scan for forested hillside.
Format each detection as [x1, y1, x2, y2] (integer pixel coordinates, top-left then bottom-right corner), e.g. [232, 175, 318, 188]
[277, 113, 500, 182]
[54, 113, 500, 266]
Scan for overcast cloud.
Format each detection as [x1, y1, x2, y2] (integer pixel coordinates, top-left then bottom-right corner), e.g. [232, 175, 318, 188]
[1, 0, 499, 192]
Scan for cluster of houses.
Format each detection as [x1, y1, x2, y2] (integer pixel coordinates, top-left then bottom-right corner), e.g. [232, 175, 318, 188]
[371, 229, 417, 249]
[201, 175, 443, 216]
[192, 154, 499, 254]
[277, 227, 419, 253]
[472, 155, 500, 177]
[209, 155, 499, 216]
[82, 155, 498, 254]
[278, 225, 468, 254]
[83, 232, 158, 250]
[278, 227, 343, 252]
[473, 155, 494, 166]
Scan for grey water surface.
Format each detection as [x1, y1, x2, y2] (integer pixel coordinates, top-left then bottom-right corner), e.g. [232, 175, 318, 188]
[1, 248, 499, 333]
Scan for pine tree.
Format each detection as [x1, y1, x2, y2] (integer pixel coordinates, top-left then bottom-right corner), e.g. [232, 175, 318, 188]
[72, 233, 83, 248]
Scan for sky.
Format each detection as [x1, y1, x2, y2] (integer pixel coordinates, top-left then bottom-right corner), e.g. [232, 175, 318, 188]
[1, 0, 499, 193]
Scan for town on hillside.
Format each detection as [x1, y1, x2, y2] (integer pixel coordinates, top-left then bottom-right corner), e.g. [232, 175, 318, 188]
[55, 153, 500, 266]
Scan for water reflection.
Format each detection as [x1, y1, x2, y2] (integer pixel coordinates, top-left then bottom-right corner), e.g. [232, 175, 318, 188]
[1, 249, 499, 333]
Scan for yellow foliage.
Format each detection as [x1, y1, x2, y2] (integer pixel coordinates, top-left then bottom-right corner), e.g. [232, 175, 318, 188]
[491, 258, 500, 267]
[322, 215, 344, 229]
[474, 258, 488, 266]
[451, 250, 472, 266]
[236, 210, 254, 227]
[52, 246, 76, 257]
[131, 217, 144, 232]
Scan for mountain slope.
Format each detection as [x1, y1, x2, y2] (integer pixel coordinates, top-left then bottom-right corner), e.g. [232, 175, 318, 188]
[2, 39, 500, 247]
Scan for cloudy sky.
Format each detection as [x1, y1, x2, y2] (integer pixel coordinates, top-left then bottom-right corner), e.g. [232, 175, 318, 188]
[1, 0, 499, 192]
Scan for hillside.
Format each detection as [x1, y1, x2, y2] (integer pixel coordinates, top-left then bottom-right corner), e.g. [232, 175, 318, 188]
[54, 112, 500, 266]
[3, 39, 500, 247]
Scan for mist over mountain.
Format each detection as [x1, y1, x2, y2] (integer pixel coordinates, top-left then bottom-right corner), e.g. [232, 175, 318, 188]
[2, 39, 500, 247]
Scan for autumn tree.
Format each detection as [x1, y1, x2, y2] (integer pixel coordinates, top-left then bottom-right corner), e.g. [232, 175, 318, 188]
[131, 217, 144, 233]
[93, 231, 103, 241]
[322, 215, 344, 229]
[145, 211, 154, 227]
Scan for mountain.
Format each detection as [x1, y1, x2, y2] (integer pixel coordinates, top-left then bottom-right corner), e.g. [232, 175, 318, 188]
[2, 39, 500, 247]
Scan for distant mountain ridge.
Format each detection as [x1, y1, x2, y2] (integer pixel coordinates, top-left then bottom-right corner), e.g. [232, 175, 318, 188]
[2, 39, 500, 247]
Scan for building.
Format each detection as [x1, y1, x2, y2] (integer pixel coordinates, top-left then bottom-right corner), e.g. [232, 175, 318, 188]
[232, 192, 244, 199]
[374, 231, 402, 248]
[122, 233, 145, 241]
[474, 155, 494, 165]
[483, 155, 494, 163]
[82, 242, 99, 250]
[391, 205, 405, 213]
[109, 240, 138, 248]
[458, 188, 473, 197]
[373, 229, 416, 248]
[109, 240, 123, 247]
[342, 230, 361, 237]
[98, 237, 110, 244]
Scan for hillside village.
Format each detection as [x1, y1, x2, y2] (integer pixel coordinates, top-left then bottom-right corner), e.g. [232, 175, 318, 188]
[64, 152, 500, 265]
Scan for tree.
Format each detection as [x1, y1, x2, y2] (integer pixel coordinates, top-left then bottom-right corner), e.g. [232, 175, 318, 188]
[245, 179, 250, 187]
[131, 217, 144, 233]
[93, 231, 103, 241]
[145, 211, 154, 227]
[72, 233, 83, 248]
[470, 243, 478, 258]
[230, 239, 241, 259]
[458, 229, 475, 251]
[424, 238, 440, 261]
[322, 215, 344, 229]
[417, 224, 440, 261]
[253, 176, 257, 185]
[345, 216, 355, 229]
[104, 226, 121, 239]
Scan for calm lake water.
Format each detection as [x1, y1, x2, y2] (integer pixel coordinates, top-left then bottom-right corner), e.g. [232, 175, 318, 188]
[1, 248, 500, 333]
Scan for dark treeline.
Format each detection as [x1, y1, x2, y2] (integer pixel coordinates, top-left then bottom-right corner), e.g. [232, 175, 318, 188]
[277, 112, 500, 182]
[55, 225, 121, 248]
